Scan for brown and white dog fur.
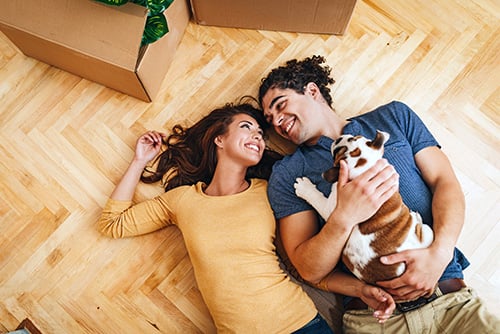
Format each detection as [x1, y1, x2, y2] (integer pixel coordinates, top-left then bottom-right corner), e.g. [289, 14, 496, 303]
[294, 130, 434, 285]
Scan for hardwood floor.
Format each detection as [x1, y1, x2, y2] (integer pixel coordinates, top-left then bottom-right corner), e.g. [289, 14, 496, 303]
[1, 0, 499, 332]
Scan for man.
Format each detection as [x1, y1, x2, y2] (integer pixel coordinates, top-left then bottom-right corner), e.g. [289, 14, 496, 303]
[258, 55, 499, 333]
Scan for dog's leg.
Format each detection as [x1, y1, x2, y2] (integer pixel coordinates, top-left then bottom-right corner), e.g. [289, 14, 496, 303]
[397, 212, 434, 252]
[294, 177, 335, 220]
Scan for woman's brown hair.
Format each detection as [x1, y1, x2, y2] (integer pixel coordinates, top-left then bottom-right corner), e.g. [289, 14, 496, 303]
[141, 99, 282, 191]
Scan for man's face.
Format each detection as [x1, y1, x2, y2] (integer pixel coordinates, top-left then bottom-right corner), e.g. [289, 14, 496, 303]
[261, 86, 323, 145]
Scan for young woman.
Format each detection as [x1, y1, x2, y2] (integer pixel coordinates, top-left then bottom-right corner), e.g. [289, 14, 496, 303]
[96, 102, 335, 333]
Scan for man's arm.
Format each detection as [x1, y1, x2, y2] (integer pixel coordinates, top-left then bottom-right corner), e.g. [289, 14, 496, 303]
[279, 209, 352, 283]
[377, 146, 465, 300]
[280, 159, 399, 284]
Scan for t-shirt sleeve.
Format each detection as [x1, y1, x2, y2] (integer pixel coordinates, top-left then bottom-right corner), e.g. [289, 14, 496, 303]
[96, 189, 179, 238]
[390, 101, 440, 153]
[267, 159, 315, 220]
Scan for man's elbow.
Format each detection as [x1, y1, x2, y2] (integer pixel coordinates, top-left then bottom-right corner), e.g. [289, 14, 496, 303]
[295, 265, 325, 285]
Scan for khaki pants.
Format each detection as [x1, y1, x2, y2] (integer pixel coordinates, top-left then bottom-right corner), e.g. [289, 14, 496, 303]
[343, 288, 500, 334]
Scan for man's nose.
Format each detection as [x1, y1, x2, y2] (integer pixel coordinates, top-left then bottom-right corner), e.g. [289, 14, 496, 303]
[273, 114, 283, 127]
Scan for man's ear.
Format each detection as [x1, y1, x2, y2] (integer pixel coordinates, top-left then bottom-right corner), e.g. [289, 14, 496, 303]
[305, 82, 322, 100]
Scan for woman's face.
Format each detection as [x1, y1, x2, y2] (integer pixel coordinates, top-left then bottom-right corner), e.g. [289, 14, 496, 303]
[216, 113, 265, 167]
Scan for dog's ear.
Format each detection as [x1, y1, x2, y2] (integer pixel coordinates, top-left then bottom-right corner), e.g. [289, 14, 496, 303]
[323, 167, 340, 183]
[332, 146, 347, 166]
[367, 130, 389, 149]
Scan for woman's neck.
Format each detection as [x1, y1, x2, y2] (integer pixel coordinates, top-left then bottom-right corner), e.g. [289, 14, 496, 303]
[204, 167, 250, 196]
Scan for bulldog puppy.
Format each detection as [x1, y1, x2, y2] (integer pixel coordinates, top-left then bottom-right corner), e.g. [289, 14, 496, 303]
[294, 130, 434, 285]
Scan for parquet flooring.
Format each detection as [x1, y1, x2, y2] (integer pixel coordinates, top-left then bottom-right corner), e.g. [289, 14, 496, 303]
[1, 0, 499, 332]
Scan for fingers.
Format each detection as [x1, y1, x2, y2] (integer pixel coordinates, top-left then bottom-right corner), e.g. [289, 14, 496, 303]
[352, 159, 399, 201]
[372, 160, 399, 191]
[338, 160, 349, 186]
[370, 288, 395, 323]
[377, 276, 431, 302]
[380, 252, 406, 266]
[141, 131, 165, 145]
[397, 290, 430, 302]
[135, 131, 166, 162]
[367, 159, 398, 184]
[374, 310, 392, 323]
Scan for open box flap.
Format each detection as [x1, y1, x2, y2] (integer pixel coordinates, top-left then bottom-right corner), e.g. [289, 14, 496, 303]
[136, 0, 190, 100]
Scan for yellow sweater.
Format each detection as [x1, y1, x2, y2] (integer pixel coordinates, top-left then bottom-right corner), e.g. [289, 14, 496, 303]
[97, 178, 317, 333]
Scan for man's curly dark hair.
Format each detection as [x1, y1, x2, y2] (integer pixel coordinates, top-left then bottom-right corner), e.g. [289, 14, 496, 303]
[258, 55, 336, 108]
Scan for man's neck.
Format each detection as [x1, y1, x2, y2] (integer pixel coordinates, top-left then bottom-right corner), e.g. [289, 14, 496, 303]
[306, 109, 348, 145]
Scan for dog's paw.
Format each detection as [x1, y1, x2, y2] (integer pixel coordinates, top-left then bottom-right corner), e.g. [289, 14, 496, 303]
[294, 177, 316, 198]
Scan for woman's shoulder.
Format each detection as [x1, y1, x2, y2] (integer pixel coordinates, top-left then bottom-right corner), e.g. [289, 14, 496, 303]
[162, 183, 199, 199]
[251, 178, 268, 187]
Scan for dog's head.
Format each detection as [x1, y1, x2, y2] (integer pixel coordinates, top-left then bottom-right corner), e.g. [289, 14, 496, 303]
[323, 130, 390, 183]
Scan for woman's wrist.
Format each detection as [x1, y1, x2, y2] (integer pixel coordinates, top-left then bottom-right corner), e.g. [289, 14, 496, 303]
[131, 156, 151, 168]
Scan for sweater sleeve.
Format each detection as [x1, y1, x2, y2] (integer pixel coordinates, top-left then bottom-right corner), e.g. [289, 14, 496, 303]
[96, 192, 177, 239]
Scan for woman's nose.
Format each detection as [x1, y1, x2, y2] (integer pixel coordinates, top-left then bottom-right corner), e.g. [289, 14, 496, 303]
[253, 131, 263, 140]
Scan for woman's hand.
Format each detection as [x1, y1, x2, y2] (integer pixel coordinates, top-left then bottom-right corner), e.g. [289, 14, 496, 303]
[359, 284, 395, 323]
[110, 131, 165, 201]
[134, 131, 165, 164]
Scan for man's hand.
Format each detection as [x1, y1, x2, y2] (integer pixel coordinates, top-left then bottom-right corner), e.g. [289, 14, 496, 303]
[376, 247, 451, 301]
[359, 285, 395, 323]
[333, 159, 399, 228]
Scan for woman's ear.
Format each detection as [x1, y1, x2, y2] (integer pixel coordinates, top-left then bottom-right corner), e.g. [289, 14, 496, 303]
[214, 136, 223, 148]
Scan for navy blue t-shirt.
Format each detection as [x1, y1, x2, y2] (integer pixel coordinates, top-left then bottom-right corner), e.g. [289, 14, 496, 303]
[268, 101, 469, 282]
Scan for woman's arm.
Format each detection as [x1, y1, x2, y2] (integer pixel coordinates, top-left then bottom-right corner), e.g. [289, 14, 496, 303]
[97, 131, 168, 238]
[318, 270, 395, 323]
[111, 131, 165, 201]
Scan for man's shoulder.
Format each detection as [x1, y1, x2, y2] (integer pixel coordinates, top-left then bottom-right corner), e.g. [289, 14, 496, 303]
[271, 150, 306, 179]
[275, 146, 308, 167]
[273, 144, 328, 172]
[354, 101, 412, 120]
[346, 101, 417, 135]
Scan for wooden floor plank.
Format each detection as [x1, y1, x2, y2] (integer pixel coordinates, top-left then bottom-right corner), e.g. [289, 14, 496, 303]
[0, 0, 499, 332]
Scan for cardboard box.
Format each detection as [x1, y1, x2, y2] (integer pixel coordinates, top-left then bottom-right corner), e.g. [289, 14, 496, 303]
[190, 0, 357, 35]
[0, 0, 190, 102]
